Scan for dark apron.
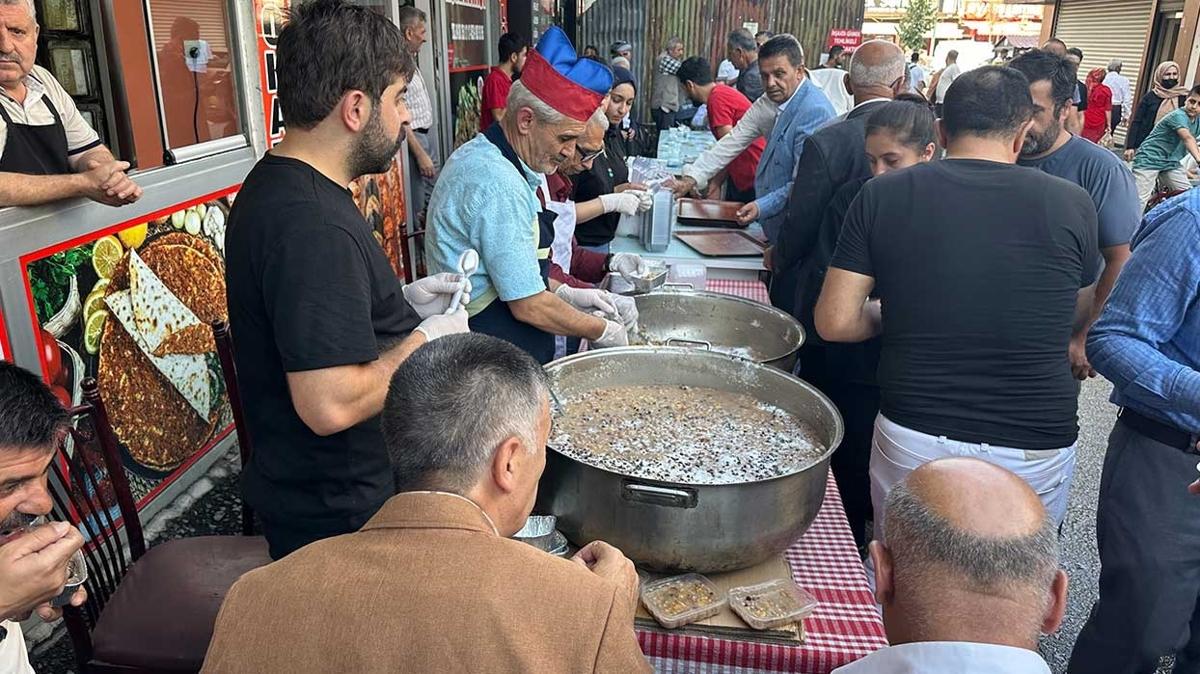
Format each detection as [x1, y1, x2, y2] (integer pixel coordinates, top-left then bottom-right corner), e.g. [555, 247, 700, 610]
[469, 124, 557, 364]
[0, 94, 72, 175]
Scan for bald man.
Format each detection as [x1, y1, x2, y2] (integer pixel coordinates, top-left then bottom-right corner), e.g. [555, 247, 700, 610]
[768, 39, 907, 546]
[836, 458, 1067, 672]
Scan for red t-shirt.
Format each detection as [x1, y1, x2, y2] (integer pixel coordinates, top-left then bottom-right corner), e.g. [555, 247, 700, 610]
[706, 84, 765, 191]
[480, 67, 512, 131]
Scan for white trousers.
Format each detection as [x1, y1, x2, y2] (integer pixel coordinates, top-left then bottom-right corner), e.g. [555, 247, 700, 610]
[1133, 167, 1190, 209]
[864, 414, 1077, 591]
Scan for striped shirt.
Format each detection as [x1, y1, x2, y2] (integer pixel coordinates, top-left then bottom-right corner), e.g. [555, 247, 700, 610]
[405, 66, 434, 130]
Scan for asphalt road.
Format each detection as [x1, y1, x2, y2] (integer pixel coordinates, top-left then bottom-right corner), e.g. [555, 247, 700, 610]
[1038, 377, 1173, 674]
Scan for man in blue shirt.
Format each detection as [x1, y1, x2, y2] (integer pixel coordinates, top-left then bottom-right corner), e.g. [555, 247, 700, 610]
[1010, 50, 1140, 380]
[425, 27, 629, 363]
[1069, 192, 1200, 674]
[673, 34, 835, 242]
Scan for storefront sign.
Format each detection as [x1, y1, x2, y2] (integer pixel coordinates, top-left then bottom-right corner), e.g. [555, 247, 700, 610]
[256, 0, 290, 148]
[20, 187, 240, 512]
[827, 29, 863, 49]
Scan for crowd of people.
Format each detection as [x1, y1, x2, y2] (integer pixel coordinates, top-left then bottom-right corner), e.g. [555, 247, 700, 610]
[2, 0, 1200, 671]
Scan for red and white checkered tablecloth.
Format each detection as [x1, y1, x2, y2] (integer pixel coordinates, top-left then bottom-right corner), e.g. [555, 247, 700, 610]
[634, 279, 888, 673]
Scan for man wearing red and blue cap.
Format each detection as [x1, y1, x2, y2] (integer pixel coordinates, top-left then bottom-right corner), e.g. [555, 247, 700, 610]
[425, 27, 629, 363]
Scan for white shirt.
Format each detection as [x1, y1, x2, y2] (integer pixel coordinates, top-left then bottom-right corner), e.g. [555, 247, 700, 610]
[0, 621, 35, 674]
[0, 65, 102, 160]
[405, 65, 434, 130]
[1104, 70, 1133, 117]
[808, 67, 853, 117]
[682, 90, 783, 187]
[717, 59, 740, 83]
[935, 63, 962, 103]
[834, 641, 1051, 674]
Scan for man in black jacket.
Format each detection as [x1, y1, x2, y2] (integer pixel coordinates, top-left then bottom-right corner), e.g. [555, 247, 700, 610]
[768, 40, 906, 313]
[765, 39, 905, 546]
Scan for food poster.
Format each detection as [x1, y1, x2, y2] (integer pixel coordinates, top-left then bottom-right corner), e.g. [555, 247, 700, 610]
[446, 0, 489, 148]
[20, 187, 239, 521]
[349, 156, 421, 279]
[0, 311, 10, 361]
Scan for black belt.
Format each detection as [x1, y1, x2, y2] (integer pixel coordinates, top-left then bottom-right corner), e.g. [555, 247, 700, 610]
[1119, 408, 1199, 453]
[414, 127, 430, 134]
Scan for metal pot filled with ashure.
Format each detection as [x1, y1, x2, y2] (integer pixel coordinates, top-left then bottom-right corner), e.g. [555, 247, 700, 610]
[627, 290, 805, 371]
[538, 347, 843, 573]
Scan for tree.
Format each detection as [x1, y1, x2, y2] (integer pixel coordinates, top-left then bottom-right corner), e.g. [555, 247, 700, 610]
[897, 0, 937, 53]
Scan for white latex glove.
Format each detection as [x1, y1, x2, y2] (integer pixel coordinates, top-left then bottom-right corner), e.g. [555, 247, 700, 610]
[592, 319, 629, 348]
[608, 253, 648, 281]
[414, 309, 469, 342]
[628, 190, 652, 213]
[402, 273, 471, 319]
[610, 294, 639, 332]
[599, 192, 642, 216]
[555, 284, 619, 320]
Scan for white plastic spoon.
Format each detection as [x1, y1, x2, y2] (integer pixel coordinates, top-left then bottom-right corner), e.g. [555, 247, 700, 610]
[446, 249, 479, 314]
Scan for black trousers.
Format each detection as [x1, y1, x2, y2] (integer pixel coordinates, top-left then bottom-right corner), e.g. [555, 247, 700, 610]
[1069, 419, 1200, 674]
[653, 108, 680, 132]
[724, 181, 756, 205]
[259, 510, 372, 560]
[1112, 105, 1124, 134]
[797, 342, 879, 549]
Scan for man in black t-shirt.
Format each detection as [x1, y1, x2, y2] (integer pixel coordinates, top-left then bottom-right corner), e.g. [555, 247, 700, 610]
[224, 1, 470, 559]
[815, 67, 1099, 549]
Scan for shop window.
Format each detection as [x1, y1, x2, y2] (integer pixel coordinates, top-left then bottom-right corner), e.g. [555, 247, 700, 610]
[145, 0, 244, 156]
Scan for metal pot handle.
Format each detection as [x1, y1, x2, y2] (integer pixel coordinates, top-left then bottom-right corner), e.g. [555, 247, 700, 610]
[666, 337, 712, 350]
[622, 481, 699, 508]
[663, 282, 696, 290]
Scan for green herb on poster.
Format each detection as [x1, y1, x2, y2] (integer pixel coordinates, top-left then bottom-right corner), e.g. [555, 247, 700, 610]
[30, 246, 93, 324]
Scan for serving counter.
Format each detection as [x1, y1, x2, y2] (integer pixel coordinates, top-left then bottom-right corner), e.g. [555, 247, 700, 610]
[608, 227, 767, 282]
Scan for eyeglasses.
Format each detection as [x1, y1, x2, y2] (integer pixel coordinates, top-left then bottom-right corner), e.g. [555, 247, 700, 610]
[577, 145, 605, 163]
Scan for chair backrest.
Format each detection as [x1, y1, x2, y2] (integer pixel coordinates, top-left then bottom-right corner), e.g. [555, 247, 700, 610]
[211, 320, 256, 536]
[50, 378, 147, 666]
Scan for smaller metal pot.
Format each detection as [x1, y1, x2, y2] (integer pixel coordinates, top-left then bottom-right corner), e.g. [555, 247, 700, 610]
[630, 290, 805, 371]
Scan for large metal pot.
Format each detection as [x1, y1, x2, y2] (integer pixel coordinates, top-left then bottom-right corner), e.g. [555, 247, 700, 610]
[539, 347, 843, 573]
[630, 290, 804, 371]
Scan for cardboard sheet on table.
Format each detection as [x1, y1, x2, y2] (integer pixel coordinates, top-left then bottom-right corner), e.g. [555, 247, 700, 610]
[674, 230, 766, 257]
[635, 555, 805, 644]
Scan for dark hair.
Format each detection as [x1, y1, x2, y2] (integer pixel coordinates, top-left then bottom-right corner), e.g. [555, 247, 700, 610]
[0, 361, 68, 452]
[911, 51, 921, 63]
[278, 0, 415, 130]
[1190, 84, 1200, 96]
[676, 56, 714, 87]
[759, 34, 804, 68]
[498, 32, 527, 63]
[1066, 47, 1083, 60]
[829, 45, 845, 58]
[867, 95, 937, 151]
[1044, 38, 1066, 49]
[382, 334, 550, 493]
[727, 28, 756, 53]
[1008, 50, 1077, 119]
[943, 66, 1034, 140]
[585, 44, 598, 54]
[756, 30, 774, 40]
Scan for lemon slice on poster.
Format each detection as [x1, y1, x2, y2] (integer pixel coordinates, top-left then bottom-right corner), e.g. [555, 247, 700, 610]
[117, 223, 148, 249]
[82, 289, 107, 322]
[91, 236, 123, 280]
[84, 309, 107, 355]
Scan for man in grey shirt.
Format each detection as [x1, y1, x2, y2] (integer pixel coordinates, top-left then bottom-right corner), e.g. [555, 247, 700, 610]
[727, 28, 763, 102]
[1010, 50, 1139, 380]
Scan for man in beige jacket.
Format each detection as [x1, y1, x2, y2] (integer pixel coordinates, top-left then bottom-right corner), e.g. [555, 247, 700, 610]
[202, 333, 649, 673]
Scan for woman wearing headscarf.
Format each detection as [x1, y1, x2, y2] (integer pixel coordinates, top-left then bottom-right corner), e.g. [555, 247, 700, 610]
[572, 66, 651, 252]
[1081, 67, 1113, 144]
[1124, 61, 1189, 160]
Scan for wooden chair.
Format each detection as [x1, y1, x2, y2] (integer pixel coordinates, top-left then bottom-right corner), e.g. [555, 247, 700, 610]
[53, 378, 271, 673]
[211, 320, 255, 536]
